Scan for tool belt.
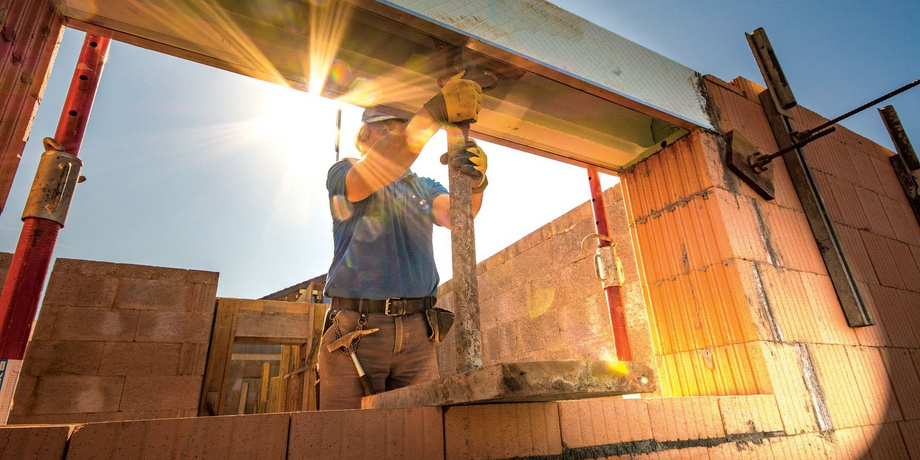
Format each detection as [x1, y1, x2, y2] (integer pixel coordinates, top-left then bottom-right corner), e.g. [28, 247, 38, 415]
[331, 296, 437, 316]
[330, 297, 454, 343]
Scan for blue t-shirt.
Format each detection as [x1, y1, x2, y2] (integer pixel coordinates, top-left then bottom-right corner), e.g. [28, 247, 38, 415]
[324, 159, 448, 299]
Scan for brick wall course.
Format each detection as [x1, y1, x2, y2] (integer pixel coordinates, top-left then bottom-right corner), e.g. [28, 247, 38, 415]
[558, 397, 653, 448]
[864, 422, 910, 459]
[881, 348, 920, 421]
[98, 342, 183, 376]
[0, 425, 71, 460]
[40, 273, 118, 308]
[900, 419, 920, 458]
[20, 340, 104, 376]
[66, 413, 289, 460]
[119, 376, 201, 413]
[718, 394, 783, 435]
[135, 310, 212, 343]
[11, 375, 123, 417]
[289, 407, 442, 460]
[32, 306, 139, 342]
[113, 278, 193, 311]
[444, 403, 561, 459]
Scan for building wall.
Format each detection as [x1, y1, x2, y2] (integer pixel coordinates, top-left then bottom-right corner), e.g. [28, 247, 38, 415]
[8, 258, 218, 425]
[435, 184, 655, 379]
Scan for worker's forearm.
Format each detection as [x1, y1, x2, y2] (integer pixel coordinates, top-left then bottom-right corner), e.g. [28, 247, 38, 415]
[405, 108, 441, 153]
[347, 109, 444, 202]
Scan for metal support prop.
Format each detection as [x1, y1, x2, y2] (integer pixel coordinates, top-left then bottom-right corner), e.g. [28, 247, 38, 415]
[749, 28, 871, 327]
[448, 120, 482, 374]
[0, 34, 110, 422]
[880, 105, 920, 226]
[437, 43, 482, 374]
[587, 168, 632, 361]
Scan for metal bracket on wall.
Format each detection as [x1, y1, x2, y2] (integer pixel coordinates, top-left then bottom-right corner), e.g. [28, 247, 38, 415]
[746, 27, 873, 327]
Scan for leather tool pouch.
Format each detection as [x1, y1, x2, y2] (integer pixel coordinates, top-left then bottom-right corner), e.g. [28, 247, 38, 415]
[425, 308, 455, 343]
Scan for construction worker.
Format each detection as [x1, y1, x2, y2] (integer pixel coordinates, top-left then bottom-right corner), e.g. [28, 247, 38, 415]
[319, 73, 488, 410]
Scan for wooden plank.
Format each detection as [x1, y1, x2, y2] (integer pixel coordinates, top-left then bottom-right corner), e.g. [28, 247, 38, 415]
[304, 303, 328, 412]
[269, 377, 281, 413]
[234, 310, 311, 344]
[259, 362, 270, 414]
[234, 298, 311, 314]
[238, 382, 249, 415]
[198, 298, 239, 416]
[362, 360, 656, 410]
[287, 345, 304, 411]
[278, 346, 290, 411]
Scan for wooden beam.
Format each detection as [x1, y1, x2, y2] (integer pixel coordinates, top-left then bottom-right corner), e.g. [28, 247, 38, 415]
[237, 382, 248, 415]
[198, 298, 240, 416]
[258, 362, 270, 414]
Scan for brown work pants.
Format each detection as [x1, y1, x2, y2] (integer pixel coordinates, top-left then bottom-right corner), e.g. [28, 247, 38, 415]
[318, 309, 439, 410]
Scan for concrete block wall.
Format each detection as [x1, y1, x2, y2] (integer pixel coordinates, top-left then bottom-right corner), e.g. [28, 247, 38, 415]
[8, 258, 219, 425]
[436, 185, 654, 376]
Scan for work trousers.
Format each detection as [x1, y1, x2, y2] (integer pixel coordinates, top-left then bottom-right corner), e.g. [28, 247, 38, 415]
[318, 308, 439, 410]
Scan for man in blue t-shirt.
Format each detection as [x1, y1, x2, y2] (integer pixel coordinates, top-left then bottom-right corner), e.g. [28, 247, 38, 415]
[319, 73, 488, 409]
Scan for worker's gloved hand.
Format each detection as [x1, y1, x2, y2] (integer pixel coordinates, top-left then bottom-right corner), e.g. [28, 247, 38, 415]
[440, 140, 488, 193]
[423, 71, 483, 124]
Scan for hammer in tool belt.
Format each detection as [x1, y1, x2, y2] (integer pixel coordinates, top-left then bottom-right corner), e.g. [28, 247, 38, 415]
[326, 328, 379, 396]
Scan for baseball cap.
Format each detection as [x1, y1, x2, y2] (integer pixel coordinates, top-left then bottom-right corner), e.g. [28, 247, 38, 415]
[361, 107, 406, 124]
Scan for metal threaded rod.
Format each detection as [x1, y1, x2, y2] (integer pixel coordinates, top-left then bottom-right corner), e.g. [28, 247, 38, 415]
[794, 78, 920, 141]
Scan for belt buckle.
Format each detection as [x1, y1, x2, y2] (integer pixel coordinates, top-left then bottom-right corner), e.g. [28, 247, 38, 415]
[384, 298, 402, 316]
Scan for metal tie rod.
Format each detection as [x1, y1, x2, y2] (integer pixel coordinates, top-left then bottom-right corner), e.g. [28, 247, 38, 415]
[793, 78, 920, 141]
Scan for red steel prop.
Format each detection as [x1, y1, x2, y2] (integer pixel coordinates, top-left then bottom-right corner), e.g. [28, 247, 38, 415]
[587, 168, 632, 361]
[0, 34, 110, 360]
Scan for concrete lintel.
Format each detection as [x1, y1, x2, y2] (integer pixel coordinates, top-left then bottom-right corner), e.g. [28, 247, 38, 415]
[362, 360, 655, 410]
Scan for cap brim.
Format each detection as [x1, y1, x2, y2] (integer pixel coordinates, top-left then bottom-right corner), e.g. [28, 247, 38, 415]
[363, 114, 405, 124]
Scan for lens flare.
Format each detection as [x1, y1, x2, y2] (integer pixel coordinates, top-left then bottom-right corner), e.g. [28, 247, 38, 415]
[68, 0, 99, 21]
[330, 195, 354, 221]
[526, 288, 555, 319]
[327, 60, 353, 91]
[355, 216, 382, 242]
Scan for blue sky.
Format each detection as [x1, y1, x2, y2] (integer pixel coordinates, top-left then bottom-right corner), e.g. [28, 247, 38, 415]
[1, 1, 918, 299]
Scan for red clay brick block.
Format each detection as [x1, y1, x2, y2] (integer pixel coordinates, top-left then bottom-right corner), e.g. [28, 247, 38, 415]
[846, 346, 902, 425]
[135, 311, 213, 343]
[900, 419, 920, 459]
[718, 394, 783, 435]
[864, 423, 910, 460]
[98, 342, 183, 376]
[290, 407, 443, 460]
[119, 376, 201, 412]
[67, 413, 290, 460]
[558, 396, 652, 448]
[754, 342, 818, 435]
[0, 425, 71, 460]
[444, 402, 561, 459]
[827, 427, 872, 460]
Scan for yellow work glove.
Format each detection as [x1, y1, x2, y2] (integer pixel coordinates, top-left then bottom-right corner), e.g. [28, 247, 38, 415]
[440, 140, 489, 193]
[423, 71, 483, 124]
